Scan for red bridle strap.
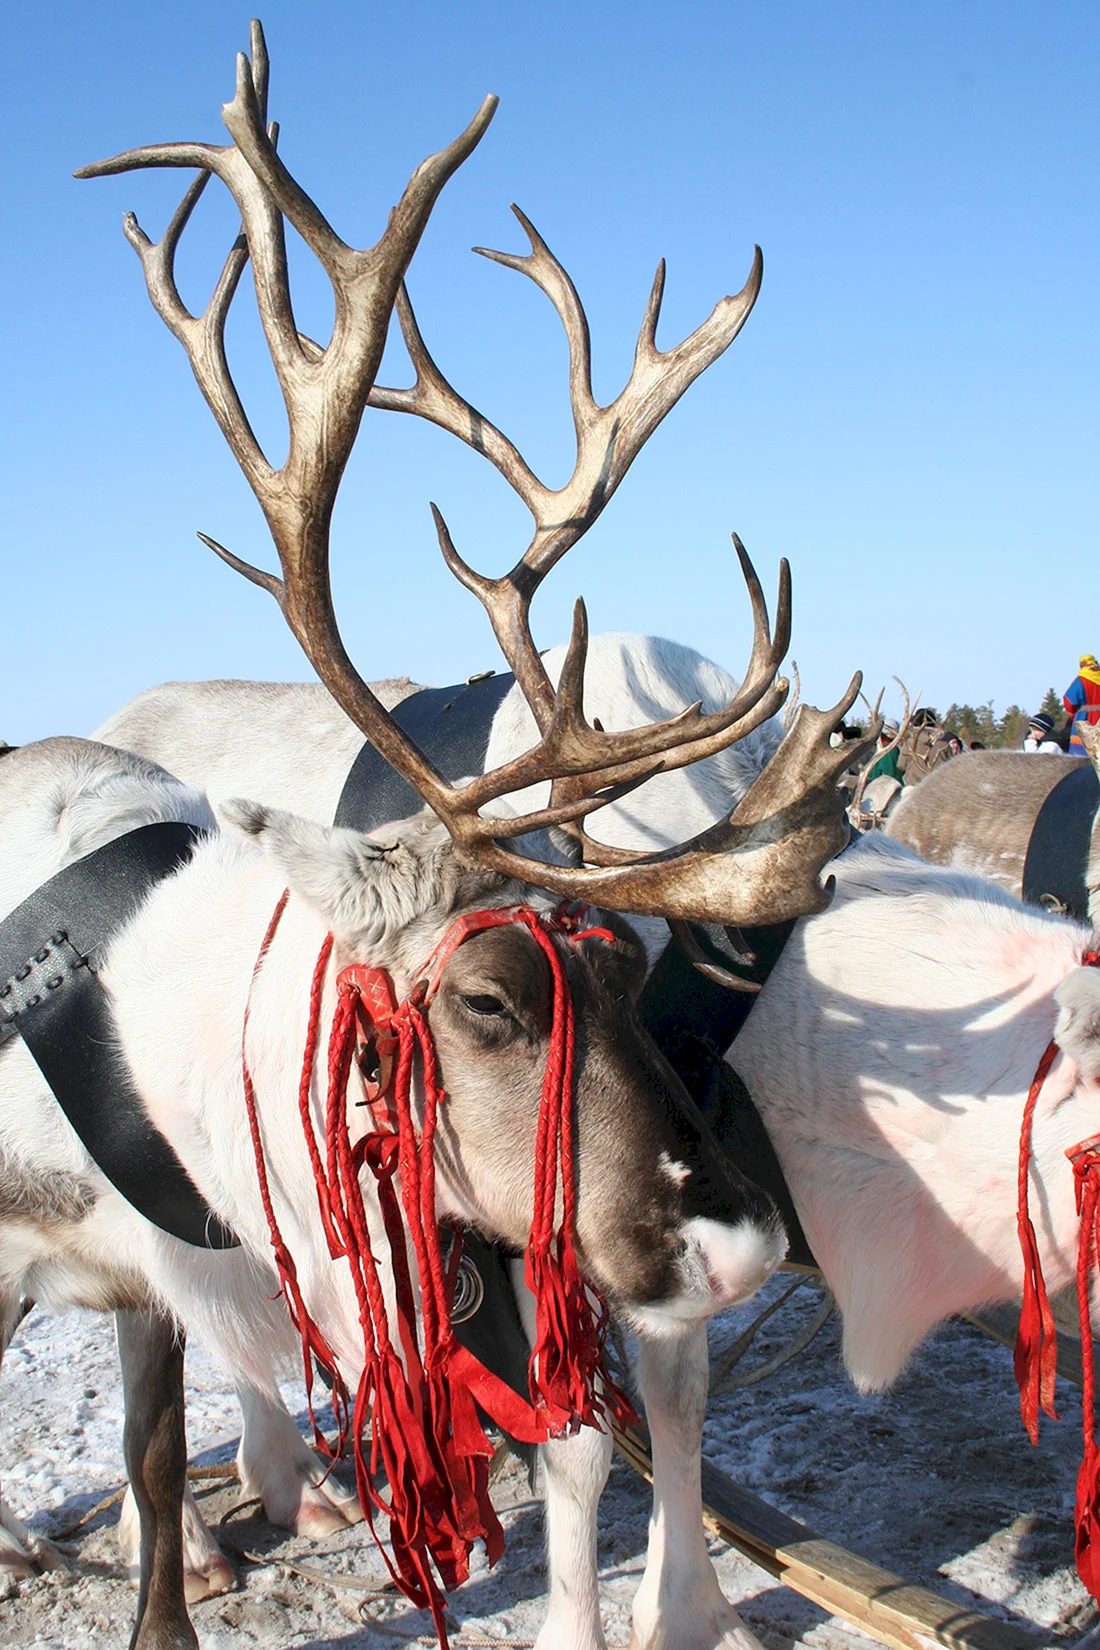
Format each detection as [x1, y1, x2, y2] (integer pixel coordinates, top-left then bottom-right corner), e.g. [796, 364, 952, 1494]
[1015, 947, 1100, 1601]
[240, 896, 630, 1648]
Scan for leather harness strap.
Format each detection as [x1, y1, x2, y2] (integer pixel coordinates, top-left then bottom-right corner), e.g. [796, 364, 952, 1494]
[334, 673, 517, 829]
[0, 822, 238, 1250]
[1022, 761, 1099, 920]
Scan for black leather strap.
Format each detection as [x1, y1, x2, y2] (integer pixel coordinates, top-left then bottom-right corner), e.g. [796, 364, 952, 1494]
[0, 823, 238, 1250]
[1023, 761, 1099, 920]
[334, 674, 517, 829]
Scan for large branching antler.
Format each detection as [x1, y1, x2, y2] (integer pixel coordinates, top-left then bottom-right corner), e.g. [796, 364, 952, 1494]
[80, 20, 864, 927]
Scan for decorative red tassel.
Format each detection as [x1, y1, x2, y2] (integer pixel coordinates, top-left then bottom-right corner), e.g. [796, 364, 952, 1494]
[1015, 1037, 1061, 1441]
[1015, 948, 1100, 1604]
[1070, 1137, 1100, 1598]
[241, 897, 635, 1649]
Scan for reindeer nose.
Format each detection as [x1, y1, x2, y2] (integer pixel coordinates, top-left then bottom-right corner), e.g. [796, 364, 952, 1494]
[686, 1214, 787, 1309]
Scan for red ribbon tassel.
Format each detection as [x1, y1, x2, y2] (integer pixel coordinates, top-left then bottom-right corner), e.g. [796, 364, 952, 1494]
[1015, 948, 1100, 1604]
[241, 898, 634, 1649]
[1070, 1137, 1100, 1597]
[1015, 1037, 1061, 1442]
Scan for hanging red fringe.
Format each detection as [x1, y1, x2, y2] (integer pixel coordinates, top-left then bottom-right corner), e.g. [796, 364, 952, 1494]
[240, 896, 636, 1648]
[1015, 948, 1100, 1604]
[1015, 1037, 1061, 1442]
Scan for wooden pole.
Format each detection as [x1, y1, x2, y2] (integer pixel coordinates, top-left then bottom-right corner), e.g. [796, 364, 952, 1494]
[611, 1425, 1043, 1650]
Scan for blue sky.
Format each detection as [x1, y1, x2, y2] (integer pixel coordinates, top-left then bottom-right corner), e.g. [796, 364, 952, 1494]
[3, 2, 1097, 743]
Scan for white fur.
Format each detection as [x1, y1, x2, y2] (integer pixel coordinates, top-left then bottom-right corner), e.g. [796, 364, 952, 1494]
[733, 831, 1098, 1392]
[629, 1217, 788, 1336]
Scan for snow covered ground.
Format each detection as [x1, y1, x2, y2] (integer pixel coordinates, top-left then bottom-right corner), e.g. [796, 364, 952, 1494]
[1, 1276, 1096, 1649]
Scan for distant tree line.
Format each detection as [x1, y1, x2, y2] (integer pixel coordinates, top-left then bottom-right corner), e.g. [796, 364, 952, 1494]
[936, 687, 1064, 750]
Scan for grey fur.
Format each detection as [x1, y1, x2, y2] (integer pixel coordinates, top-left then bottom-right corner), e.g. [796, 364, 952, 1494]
[0, 1154, 96, 1226]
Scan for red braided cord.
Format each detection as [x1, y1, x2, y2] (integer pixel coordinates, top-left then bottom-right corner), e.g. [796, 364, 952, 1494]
[1015, 1036, 1061, 1440]
[1015, 948, 1100, 1602]
[239, 892, 351, 1456]
[298, 934, 343, 1260]
[1073, 1147, 1100, 1595]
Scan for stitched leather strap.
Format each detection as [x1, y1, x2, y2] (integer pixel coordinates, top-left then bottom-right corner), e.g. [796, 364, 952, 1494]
[0, 822, 238, 1250]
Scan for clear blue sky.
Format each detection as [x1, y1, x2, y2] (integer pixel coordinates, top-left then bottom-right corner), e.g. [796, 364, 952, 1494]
[3, 2, 1097, 742]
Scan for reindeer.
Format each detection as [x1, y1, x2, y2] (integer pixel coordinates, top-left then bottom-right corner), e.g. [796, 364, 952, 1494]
[886, 727, 1100, 923]
[0, 23, 872, 1650]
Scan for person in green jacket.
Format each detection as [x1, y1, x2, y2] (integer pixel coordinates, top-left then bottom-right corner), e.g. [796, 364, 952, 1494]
[867, 720, 904, 786]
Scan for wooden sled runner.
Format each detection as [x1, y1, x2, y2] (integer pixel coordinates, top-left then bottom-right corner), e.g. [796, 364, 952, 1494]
[612, 1423, 1044, 1650]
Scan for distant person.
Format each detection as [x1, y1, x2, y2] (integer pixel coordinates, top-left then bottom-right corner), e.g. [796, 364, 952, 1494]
[970, 741, 986, 750]
[1023, 712, 1063, 754]
[946, 735, 964, 758]
[1063, 654, 1100, 753]
[867, 721, 903, 786]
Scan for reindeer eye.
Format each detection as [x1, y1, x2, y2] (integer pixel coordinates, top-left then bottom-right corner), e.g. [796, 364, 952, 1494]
[460, 993, 508, 1018]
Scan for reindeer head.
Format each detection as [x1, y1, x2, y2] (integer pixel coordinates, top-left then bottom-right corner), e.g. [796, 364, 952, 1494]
[226, 799, 784, 1321]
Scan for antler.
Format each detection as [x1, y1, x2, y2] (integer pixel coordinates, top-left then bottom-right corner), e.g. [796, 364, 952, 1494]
[80, 21, 864, 927]
[370, 218, 763, 727]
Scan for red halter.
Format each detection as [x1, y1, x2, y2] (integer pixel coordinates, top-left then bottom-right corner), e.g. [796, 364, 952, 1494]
[1015, 948, 1100, 1600]
[240, 894, 635, 1648]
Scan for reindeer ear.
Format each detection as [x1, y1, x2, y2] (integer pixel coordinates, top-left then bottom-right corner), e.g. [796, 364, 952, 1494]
[219, 799, 438, 950]
[1054, 966, 1100, 1081]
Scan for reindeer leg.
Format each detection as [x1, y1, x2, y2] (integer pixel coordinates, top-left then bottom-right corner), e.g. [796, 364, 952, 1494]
[507, 1260, 611, 1650]
[536, 1425, 613, 1650]
[629, 1327, 763, 1650]
[0, 1294, 62, 1581]
[236, 1381, 361, 1537]
[116, 1312, 234, 1604]
[116, 1306, 197, 1650]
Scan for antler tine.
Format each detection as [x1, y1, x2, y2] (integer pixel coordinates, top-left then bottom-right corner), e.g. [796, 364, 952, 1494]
[475, 204, 597, 436]
[783, 659, 801, 732]
[437, 541, 790, 834]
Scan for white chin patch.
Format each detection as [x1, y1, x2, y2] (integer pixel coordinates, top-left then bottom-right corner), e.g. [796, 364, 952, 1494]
[624, 1215, 787, 1337]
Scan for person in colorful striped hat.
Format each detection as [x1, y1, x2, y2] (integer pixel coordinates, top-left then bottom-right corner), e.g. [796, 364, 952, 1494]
[1064, 654, 1100, 753]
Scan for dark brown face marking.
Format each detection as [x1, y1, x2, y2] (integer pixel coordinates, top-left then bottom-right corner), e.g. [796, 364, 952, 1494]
[0, 1152, 97, 1226]
[422, 917, 778, 1308]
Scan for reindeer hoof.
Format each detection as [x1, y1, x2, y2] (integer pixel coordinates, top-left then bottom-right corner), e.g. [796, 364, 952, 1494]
[119, 1480, 236, 1601]
[182, 1549, 235, 1603]
[282, 1476, 363, 1539]
[0, 1496, 62, 1581]
[629, 1596, 765, 1650]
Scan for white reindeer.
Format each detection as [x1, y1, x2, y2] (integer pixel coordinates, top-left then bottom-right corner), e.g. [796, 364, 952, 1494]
[4, 23, 872, 1650]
